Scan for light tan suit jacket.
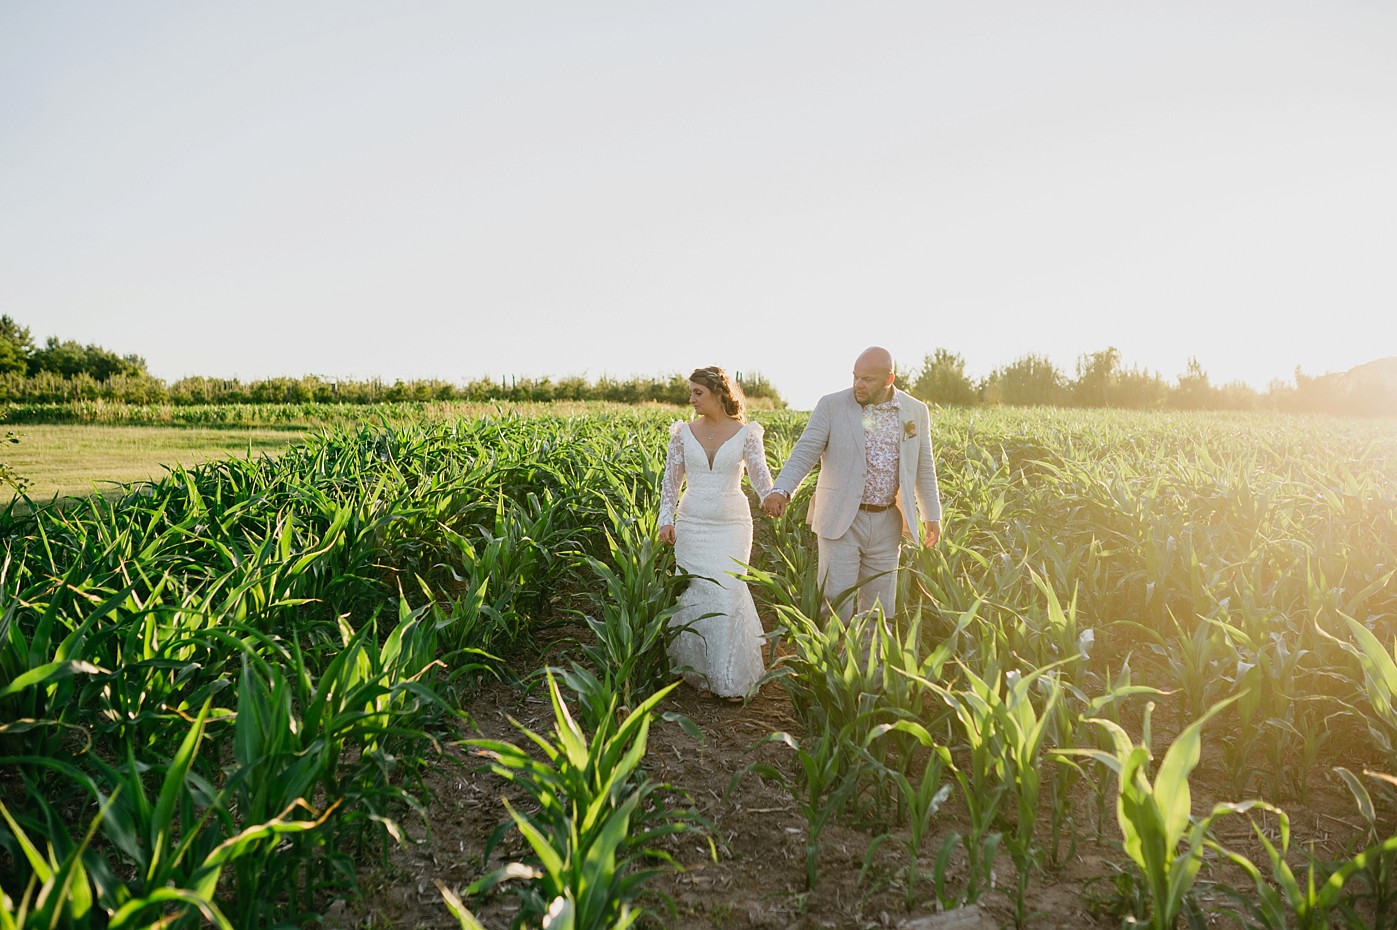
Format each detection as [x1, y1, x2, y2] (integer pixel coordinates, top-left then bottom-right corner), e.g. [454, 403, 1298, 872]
[772, 388, 942, 546]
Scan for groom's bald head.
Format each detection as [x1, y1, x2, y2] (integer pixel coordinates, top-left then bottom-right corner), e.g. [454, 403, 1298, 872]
[856, 346, 895, 376]
[853, 346, 896, 405]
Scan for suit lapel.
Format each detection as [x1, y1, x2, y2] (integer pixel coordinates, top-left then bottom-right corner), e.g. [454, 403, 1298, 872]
[895, 389, 913, 429]
[845, 391, 865, 459]
[895, 390, 915, 488]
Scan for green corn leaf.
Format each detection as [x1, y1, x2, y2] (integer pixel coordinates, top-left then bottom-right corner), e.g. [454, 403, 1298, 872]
[437, 879, 489, 930]
[1153, 695, 1238, 846]
[147, 698, 212, 885]
[505, 798, 567, 879]
[1333, 765, 1376, 829]
[0, 658, 105, 700]
[108, 887, 232, 930]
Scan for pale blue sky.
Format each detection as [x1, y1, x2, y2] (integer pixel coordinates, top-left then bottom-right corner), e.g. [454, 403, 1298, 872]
[2, 1, 1394, 408]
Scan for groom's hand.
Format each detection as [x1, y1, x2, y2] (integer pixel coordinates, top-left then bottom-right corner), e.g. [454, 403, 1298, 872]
[922, 520, 941, 547]
[762, 492, 789, 518]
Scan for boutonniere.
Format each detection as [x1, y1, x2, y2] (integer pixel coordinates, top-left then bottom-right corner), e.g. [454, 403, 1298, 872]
[902, 420, 917, 441]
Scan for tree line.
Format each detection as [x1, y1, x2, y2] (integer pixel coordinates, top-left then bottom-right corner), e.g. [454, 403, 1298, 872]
[902, 347, 1393, 417]
[1, 316, 149, 381]
[2, 315, 1388, 416]
[0, 316, 785, 408]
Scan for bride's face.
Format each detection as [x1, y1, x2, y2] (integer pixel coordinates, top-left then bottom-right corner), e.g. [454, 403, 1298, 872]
[689, 382, 721, 417]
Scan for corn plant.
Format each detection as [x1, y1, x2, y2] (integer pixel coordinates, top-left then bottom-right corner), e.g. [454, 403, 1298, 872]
[1324, 614, 1397, 773]
[419, 582, 505, 694]
[791, 602, 963, 796]
[998, 664, 1067, 928]
[865, 607, 967, 772]
[2, 702, 336, 928]
[1149, 608, 1229, 723]
[994, 569, 1090, 686]
[1212, 771, 1397, 930]
[578, 506, 692, 712]
[1059, 696, 1257, 930]
[877, 663, 1002, 905]
[0, 572, 114, 758]
[1199, 606, 1342, 800]
[1330, 767, 1397, 929]
[550, 661, 627, 739]
[738, 725, 870, 890]
[278, 603, 447, 870]
[464, 674, 708, 929]
[0, 794, 142, 929]
[436, 490, 584, 649]
[903, 659, 1071, 915]
[905, 537, 992, 619]
[766, 598, 962, 733]
[219, 620, 442, 918]
[1046, 660, 1165, 868]
[755, 602, 912, 825]
[745, 504, 825, 634]
[0, 800, 238, 930]
[861, 729, 953, 909]
[223, 653, 331, 913]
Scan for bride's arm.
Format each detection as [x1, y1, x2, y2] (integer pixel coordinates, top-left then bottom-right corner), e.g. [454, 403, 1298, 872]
[743, 422, 775, 500]
[658, 422, 686, 531]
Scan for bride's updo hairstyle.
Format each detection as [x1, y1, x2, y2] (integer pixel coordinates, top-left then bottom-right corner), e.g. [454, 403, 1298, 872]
[689, 366, 746, 421]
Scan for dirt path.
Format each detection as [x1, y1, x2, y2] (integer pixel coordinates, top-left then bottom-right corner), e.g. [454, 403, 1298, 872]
[339, 630, 1377, 930]
[342, 660, 1120, 929]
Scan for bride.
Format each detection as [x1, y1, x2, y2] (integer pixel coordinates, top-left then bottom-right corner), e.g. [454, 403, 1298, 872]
[658, 366, 775, 699]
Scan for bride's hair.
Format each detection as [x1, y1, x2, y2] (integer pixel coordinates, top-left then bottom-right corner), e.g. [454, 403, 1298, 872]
[689, 366, 746, 420]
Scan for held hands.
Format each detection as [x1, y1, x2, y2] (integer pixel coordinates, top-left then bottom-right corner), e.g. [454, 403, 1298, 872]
[658, 524, 676, 546]
[761, 491, 789, 518]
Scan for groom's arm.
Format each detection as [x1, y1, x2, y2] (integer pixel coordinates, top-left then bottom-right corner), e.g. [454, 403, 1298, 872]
[912, 403, 942, 524]
[770, 396, 833, 499]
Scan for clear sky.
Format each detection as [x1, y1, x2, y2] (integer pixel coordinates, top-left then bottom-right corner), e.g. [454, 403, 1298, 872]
[2, 1, 1394, 409]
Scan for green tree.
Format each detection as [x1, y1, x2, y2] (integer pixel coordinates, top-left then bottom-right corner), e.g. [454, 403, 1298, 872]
[1216, 380, 1261, 411]
[29, 337, 148, 380]
[985, 354, 1066, 406]
[0, 315, 34, 375]
[1169, 357, 1221, 410]
[1114, 365, 1170, 409]
[1070, 347, 1122, 407]
[911, 349, 978, 406]
[735, 371, 785, 408]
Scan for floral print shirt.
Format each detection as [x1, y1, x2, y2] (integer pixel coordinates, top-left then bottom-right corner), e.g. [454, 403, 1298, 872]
[861, 395, 900, 506]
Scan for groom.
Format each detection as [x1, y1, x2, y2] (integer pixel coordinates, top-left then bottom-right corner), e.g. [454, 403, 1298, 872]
[762, 346, 941, 622]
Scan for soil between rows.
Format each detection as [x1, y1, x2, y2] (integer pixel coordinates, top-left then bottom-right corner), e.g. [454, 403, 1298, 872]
[340, 619, 1378, 930]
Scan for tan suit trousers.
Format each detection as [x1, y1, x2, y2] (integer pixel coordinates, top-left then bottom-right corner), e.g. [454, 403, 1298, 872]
[816, 507, 902, 621]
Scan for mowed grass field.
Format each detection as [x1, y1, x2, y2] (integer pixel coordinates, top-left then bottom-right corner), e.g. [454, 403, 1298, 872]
[3, 400, 694, 503]
[5, 424, 304, 501]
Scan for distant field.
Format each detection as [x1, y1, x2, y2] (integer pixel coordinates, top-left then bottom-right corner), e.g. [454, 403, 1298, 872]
[3, 400, 692, 503]
[5, 425, 304, 502]
[2, 398, 689, 429]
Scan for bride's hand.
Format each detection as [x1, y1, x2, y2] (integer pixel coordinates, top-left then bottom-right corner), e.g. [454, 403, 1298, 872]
[658, 524, 676, 545]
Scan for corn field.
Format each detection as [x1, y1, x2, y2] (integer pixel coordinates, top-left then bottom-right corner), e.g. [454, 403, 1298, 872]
[2, 406, 1396, 928]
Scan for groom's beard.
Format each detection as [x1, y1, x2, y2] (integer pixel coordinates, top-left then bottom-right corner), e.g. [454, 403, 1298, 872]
[857, 387, 892, 406]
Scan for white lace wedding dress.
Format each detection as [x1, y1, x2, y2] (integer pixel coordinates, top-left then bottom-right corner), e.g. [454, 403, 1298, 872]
[658, 420, 775, 698]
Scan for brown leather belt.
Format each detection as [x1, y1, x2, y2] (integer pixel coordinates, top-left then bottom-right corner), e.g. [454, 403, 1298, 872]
[858, 502, 893, 513]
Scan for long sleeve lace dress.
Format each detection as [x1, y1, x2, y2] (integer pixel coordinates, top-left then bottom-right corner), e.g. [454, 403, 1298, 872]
[657, 420, 775, 698]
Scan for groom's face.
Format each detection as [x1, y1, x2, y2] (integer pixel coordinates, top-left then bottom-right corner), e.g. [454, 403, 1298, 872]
[853, 362, 894, 406]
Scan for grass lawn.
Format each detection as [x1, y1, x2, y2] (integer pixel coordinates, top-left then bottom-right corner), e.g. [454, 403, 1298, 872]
[5, 424, 303, 503]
